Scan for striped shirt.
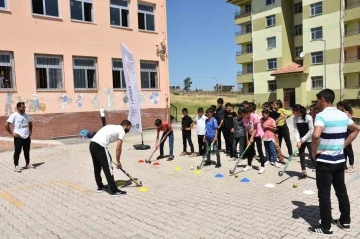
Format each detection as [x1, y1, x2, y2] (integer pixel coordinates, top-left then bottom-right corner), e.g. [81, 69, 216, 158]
[314, 107, 354, 164]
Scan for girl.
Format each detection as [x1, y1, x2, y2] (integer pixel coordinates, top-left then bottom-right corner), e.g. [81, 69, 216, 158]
[292, 104, 315, 179]
[261, 109, 281, 168]
[233, 108, 245, 160]
[273, 100, 293, 157]
[241, 107, 265, 174]
[337, 101, 355, 173]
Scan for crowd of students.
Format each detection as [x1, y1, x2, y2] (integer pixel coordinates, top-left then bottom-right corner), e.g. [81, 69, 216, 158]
[153, 97, 356, 176]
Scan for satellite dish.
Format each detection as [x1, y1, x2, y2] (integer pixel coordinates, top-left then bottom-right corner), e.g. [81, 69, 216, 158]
[300, 52, 305, 58]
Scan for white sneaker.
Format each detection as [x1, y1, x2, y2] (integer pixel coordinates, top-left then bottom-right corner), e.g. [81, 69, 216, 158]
[264, 161, 270, 166]
[270, 162, 275, 165]
[274, 163, 281, 168]
[14, 166, 21, 172]
[25, 164, 36, 169]
[243, 165, 252, 172]
[258, 167, 265, 174]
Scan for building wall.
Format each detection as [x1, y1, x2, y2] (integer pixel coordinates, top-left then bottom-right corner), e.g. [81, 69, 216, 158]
[0, 0, 169, 139]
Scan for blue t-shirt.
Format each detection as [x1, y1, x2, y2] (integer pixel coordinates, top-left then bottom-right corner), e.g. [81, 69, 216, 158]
[205, 117, 218, 140]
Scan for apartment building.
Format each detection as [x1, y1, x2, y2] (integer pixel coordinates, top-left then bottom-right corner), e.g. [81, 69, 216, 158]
[0, 0, 169, 139]
[228, 0, 360, 107]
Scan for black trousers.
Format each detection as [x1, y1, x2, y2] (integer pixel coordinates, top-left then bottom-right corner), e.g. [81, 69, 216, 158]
[197, 135, 205, 155]
[182, 134, 194, 153]
[101, 116, 107, 126]
[316, 162, 350, 230]
[233, 136, 245, 158]
[223, 129, 235, 157]
[89, 142, 118, 193]
[277, 123, 293, 155]
[217, 127, 223, 150]
[298, 142, 316, 170]
[247, 135, 265, 167]
[14, 137, 31, 166]
[344, 143, 354, 166]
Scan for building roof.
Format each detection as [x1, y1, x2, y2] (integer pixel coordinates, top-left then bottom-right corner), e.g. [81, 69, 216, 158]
[271, 62, 307, 76]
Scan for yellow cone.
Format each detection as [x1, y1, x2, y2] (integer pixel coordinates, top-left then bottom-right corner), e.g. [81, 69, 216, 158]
[138, 186, 149, 193]
[173, 166, 182, 171]
[194, 169, 202, 175]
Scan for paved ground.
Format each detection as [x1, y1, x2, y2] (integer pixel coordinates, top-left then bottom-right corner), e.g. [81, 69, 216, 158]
[1, 119, 360, 239]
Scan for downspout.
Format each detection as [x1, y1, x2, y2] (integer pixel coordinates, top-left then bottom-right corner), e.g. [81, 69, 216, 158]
[250, 6, 255, 103]
[163, 0, 170, 123]
[339, 0, 344, 100]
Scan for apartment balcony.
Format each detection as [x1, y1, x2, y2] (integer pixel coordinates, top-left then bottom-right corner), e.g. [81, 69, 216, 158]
[235, 30, 252, 45]
[236, 50, 252, 64]
[343, 88, 360, 100]
[344, 29, 360, 47]
[344, 56, 360, 73]
[234, 10, 251, 25]
[345, 1, 360, 22]
[227, 0, 251, 6]
[237, 70, 253, 83]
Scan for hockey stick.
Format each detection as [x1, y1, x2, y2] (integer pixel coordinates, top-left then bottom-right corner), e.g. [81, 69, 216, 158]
[278, 149, 298, 177]
[196, 142, 214, 170]
[111, 161, 143, 187]
[145, 132, 170, 164]
[229, 143, 251, 175]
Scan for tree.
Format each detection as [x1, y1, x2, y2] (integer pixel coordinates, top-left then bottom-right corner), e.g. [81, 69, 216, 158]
[183, 77, 192, 92]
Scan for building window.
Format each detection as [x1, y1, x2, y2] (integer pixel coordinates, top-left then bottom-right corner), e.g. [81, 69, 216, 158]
[110, 0, 129, 27]
[112, 59, 126, 89]
[32, 0, 59, 17]
[344, 76, 347, 88]
[311, 76, 323, 89]
[267, 58, 277, 70]
[0, 52, 14, 89]
[245, 24, 252, 33]
[73, 57, 97, 89]
[358, 73, 360, 86]
[266, 0, 275, 5]
[295, 46, 303, 58]
[248, 83, 254, 93]
[311, 27, 323, 40]
[140, 61, 158, 89]
[245, 4, 251, 13]
[310, 2, 322, 16]
[247, 63, 253, 73]
[70, 0, 93, 22]
[294, 2, 302, 14]
[266, 15, 276, 27]
[138, 3, 155, 31]
[246, 44, 253, 53]
[35, 55, 63, 89]
[0, 0, 8, 10]
[268, 80, 276, 92]
[295, 24, 302, 36]
[267, 37, 276, 49]
[311, 51, 323, 64]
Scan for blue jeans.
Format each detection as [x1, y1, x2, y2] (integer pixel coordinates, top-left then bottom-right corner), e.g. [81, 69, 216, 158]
[160, 131, 174, 157]
[264, 140, 277, 163]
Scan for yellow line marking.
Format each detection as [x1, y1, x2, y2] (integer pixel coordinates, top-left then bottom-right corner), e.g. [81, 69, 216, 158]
[0, 192, 24, 208]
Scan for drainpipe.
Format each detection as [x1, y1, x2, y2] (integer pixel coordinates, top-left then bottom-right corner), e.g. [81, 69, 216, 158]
[339, 0, 344, 100]
[250, 5, 255, 103]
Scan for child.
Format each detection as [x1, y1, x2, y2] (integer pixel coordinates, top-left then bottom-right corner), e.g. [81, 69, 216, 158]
[180, 108, 195, 157]
[216, 98, 225, 151]
[193, 108, 207, 156]
[309, 103, 319, 124]
[224, 103, 237, 158]
[241, 107, 265, 174]
[233, 108, 245, 160]
[204, 108, 221, 168]
[261, 109, 281, 168]
[273, 100, 293, 157]
[154, 119, 174, 161]
[337, 101, 355, 173]
[292, 104, 315, 178]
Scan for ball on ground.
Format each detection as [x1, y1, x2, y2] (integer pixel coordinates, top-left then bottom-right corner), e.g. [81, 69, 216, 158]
[235, 175, 239, 178]
[190, 167, 194, 170]
[293, 184, 298, 188]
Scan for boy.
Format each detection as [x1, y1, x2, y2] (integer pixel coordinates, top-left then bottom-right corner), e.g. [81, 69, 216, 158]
[233, 108, 245, 160]
[204, 108, 221, 168]
[216, 98, 225, 151]
[154, 119, 174, 161]
[224, 103, 237, 158]
[180, 108, 195, 157]
[193, 108, 207, 156]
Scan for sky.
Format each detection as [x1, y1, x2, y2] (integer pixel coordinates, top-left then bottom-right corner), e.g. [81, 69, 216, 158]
[167, 0, 239, 91]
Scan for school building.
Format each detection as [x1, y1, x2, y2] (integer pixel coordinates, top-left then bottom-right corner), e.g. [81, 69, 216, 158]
[0, 0, 169, 139]
[228, 0, 360, 107]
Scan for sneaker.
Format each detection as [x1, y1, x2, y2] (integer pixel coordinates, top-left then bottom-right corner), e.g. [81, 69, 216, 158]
[110, 190, 127, 197]
[203, 161, 211, 166]
[333, 219, 350, 232]
[156, 155, 165, 160]
[189, 153, 196, 158]
[243, 165, 252, 172]
[215, 163, 222, 168]
[265, 161, 270, 166]
[270, 162, 275, 166]
[274, 163, 281, 168]
[97, 185, 109, 193]
[308, 226, 333, 237]
[25, 164, 36, 169]
[167, 156, 174, 161]
[180, 152, 187, 156]
[258, 167, 265, 174]
[14, 166, 21, 172]
[299, 173, 307, 180]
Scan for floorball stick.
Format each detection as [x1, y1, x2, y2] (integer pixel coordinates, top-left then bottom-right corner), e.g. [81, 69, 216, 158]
[111, 161, 143, 187]
[278, 149, 298, 177]
[229, 143, 251, 175]
[197, 142, 214, 170]
[145, 132, 170, 164]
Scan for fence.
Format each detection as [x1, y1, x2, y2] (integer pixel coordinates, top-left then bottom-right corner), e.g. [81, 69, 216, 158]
[173, 91, 241, 97]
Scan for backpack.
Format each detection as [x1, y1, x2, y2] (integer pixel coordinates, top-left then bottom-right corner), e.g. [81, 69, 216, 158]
[78, 129, 89, 138]
[87, 131, 97, 138]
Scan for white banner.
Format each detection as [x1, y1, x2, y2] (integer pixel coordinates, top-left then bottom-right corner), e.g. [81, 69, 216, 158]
[121, 44, 143, 133]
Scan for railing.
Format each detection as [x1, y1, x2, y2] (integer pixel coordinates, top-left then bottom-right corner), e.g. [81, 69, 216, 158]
[345, 29, 360, 36]
[345, 56, 360, 63]
[237, 70, 253, 75]
[234, 9, 251, 19]
[236, 49, 253, 55]
[235, 29, 252, 36]
[170, 103, 177, 122]
[175, 91, 243, 96]
[345, 0, 360, 9]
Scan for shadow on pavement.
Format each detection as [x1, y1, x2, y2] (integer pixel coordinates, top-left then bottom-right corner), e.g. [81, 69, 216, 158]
[292, 201, 319, 226]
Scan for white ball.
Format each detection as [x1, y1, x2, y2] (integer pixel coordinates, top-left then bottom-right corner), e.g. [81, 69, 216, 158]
[190, 167, 194, 170]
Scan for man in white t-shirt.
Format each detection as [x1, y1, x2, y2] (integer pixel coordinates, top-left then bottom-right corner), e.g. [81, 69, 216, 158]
[100, 107, 106, 126]
[192, 108, 207, 156]
[89, 120, 132, 197]
[4, 102, 34, 172]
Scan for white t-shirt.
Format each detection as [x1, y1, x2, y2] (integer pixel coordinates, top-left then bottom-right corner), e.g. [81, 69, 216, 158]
[100, 107, 105, 117]
[91, 125, 126, 147]
[7, 112, 31, 139]
[195, 115, 207, 135]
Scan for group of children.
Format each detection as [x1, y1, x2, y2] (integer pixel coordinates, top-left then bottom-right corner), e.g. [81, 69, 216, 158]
[153, 98, 356, 176]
